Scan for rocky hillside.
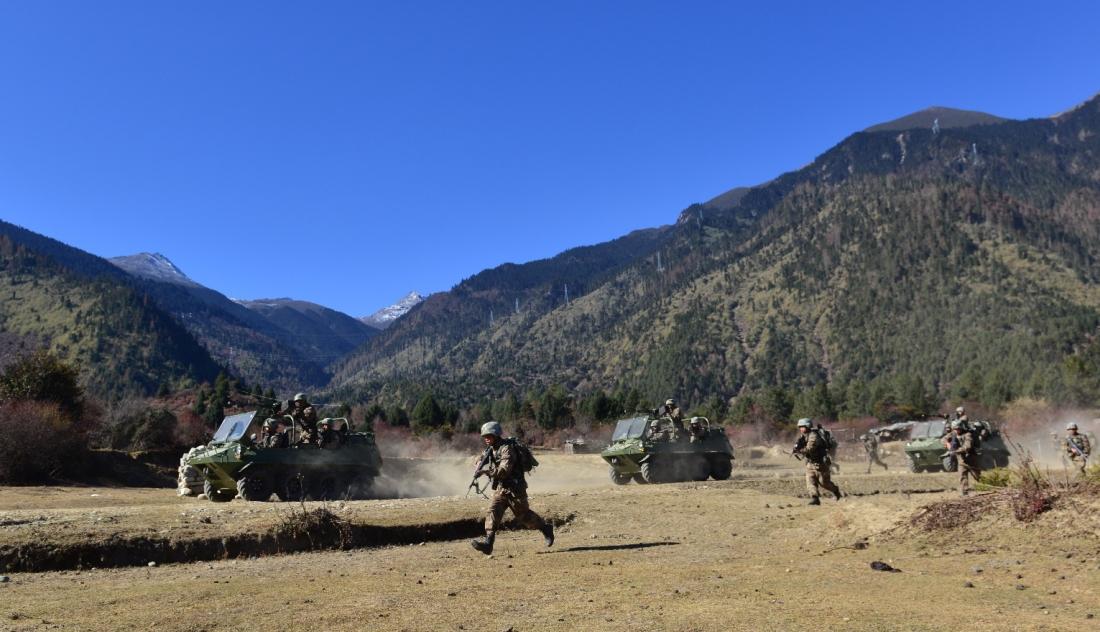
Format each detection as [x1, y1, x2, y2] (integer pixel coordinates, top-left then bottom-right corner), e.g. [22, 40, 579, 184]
[361, 291, 425, 330]
[328, 94, 1100, 411]
[236, 298, 377, 364]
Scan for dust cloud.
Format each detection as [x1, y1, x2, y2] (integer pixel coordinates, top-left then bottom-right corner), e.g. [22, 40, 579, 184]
[371, 441, 611, 499]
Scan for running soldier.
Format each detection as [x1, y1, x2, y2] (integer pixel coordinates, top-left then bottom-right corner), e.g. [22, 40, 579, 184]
[1064, 422, 1091, 476]
[471, 422, 554, 555]
[861, 432, 888, 473]
[792, 418, 842, 505]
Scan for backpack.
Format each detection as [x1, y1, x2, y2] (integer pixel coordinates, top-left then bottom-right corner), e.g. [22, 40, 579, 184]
[819, 427, 839, 455]
[507, 438, 539, 473]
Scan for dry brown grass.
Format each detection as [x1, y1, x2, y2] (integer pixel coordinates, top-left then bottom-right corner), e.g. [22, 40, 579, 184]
[1, 455, 1099, 631]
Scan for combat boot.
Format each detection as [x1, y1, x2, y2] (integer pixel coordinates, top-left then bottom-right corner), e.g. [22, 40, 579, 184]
[807, 496, 821, 506]
[471, 534, 494, 555]
[541, 522, 554, 547]
[833, 489, 843, 501]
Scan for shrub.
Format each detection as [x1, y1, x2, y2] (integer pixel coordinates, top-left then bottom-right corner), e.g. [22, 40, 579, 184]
[0, 401, 88, 483]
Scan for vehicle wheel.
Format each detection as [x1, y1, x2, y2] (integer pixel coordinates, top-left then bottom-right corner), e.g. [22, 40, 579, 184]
[709, 456, 733, 481]
[632, 473, 647, 484]
[276, 474, 307, 502]
[236, 474, 273, 501]
[995, 455, 1010, 468]
[312, 475, 340, 501]
[640, 460, 662, 484]
[609, 467, 631, 485]
[690, 456, 709, 481]
[942, 455, 958, 473]
[204, 479, 234, 503]
[348, 474, 374, 499]
[906, 458, 921, 473]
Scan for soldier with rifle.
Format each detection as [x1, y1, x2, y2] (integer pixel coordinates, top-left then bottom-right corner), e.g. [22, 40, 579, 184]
[792, 418, 842, 505]
[469, 422, 554, 555]
[945, 419, 980, 496]
[1064, 422, 1091, 476]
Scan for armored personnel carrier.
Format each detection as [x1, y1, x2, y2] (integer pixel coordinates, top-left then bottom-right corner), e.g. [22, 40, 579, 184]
[903, 418, 1010, 473]
[601, 415, 734, 484]
[185, 411, 383, 502]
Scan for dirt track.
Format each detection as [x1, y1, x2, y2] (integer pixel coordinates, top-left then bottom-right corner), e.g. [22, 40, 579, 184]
[1, 454, 1098, 631]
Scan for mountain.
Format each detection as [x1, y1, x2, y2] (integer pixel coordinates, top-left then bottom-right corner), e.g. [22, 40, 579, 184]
[236, 298, 378, 364]
[109, 252, 200, 287]
[864, 106, 1007, 133]
[0, 221, 222, 398]
[328, 92, 1100, 413]
[361, 291, 425, 330]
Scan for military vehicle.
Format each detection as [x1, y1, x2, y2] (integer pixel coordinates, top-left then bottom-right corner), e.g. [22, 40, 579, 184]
[185, 411, 384, 502]
[903, 418, 1010, 473]
[601, 415, 734, 484]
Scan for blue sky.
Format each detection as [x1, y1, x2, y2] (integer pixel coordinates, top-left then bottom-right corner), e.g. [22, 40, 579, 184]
[1, 1, 1098, 316]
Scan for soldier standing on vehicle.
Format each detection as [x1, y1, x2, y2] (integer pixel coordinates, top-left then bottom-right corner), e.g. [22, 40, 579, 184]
[793, 418, 842, 505]
[1064, 422, 1091, 475]
[658, 398, 686, 440]
[471, 422, 554, 555]
[689, 417, 707, 443]
[949, 420, 980, 496]
[289, 393, 319, 444]
[861, 432, 888, 473]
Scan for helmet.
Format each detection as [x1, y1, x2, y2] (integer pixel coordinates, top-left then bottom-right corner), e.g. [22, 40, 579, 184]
[951, 420, 962, 429]
[956, 406, 965, 414]
[689, 416, 702, 425]
[1066, 422, 1078, 431]
[796, 418, 813, 429]
[262, 418, 275, 429]
[480, 421, 503, 437]
[293, 393, 308, 403]
[665, 398, 676, 407]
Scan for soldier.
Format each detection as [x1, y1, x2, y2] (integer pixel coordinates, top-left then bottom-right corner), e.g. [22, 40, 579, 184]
[289, 393, 319, 444]
[1064, 422, 1091, 475]
[861, 432, 888, 473]
[792, 418, 842, 505]
[952, 406, 970, 430]
[658, 398, 686, 440]
[471, 422, 554, 555]
[317, 418, 342, 450]
[688, 417, 707, 443]
[268, 418, 290, 448]
[948, 419, 980, 496]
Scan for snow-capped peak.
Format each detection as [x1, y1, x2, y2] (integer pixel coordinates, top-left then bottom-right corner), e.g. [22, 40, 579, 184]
[361, 291, 424, 329]
[109, 252, 199, 287]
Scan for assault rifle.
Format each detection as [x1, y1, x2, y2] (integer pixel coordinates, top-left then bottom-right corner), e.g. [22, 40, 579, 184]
[466, 446, 493, 498]
[1066, 437, 1089, 463]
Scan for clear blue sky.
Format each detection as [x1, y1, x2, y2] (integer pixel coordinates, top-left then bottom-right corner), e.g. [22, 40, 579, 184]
[1, 1, 1098, 316]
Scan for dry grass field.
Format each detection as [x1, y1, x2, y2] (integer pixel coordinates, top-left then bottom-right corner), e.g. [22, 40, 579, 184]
[1, 453, 1098, 631]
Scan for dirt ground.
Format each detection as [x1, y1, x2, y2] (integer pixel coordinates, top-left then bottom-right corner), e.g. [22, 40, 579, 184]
[1, 452, 1098, 631]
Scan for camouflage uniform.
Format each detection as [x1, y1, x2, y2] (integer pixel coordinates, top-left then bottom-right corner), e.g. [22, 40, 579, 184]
[862, 433, 888, 473]
[291, 405, 319, 443]
[483, 441, 548, 538]
[265, 429, 289, 449]
[954, 430, 980, 496]
[1064, 433, 1091, 475]
[317, 424, 342, 450]
[796, 430, 842, 503]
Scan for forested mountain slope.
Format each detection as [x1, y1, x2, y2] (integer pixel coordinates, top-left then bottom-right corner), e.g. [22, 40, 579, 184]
[0, 234, 222, 398]
[329, 94, 1100, 411]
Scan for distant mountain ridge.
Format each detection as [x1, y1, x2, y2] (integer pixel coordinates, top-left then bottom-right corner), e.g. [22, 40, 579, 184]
[326, 91, 1100, 412]
[361, 291, 425, 329]
[864, 106, 1007, 133]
